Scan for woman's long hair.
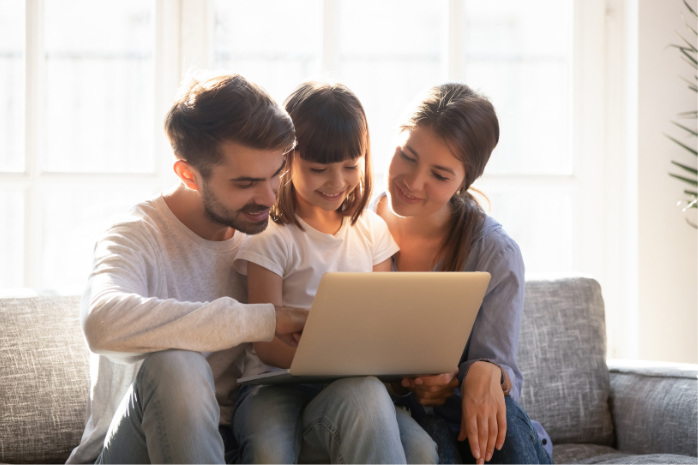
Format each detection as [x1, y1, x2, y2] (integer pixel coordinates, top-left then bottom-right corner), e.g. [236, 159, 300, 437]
[400, 83, 499, 271]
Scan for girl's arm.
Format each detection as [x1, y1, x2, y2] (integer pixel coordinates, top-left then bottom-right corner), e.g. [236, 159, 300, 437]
[373, 258, 392, 272]
[248, 262, 297, 368]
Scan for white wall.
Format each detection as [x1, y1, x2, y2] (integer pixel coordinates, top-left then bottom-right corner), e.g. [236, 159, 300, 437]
[637, 0, 697, 363]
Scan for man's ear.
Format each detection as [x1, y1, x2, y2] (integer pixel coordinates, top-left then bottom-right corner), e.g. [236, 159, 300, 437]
[173, 160, 201, 191]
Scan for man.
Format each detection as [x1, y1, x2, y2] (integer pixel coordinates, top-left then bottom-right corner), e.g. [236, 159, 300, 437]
[66, 73, 306, 464]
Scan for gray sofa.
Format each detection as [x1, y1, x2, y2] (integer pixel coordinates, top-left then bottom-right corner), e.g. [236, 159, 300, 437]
[0, 277, 696, 464]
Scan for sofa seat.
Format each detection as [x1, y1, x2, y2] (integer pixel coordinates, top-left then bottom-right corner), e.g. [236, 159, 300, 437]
[554, 444, 698, 464]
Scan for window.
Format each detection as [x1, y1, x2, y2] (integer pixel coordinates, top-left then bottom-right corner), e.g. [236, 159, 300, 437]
[2, 0, 619, 353]
[1, 0, 162, 290]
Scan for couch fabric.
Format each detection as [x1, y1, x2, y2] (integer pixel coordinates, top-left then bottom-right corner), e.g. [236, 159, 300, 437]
[0, 280, 696, 464]
[554, 444, 698, 464]
[608, 362, 698, 457]
[519, 277, 615, 446]
[0, 293, 87, 464]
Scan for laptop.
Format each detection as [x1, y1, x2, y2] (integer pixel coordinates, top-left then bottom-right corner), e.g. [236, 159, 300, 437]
[237, 271, 491, 385]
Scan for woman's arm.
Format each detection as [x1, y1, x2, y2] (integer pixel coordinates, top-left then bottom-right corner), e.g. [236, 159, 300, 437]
[456, 236, 525, 464]
[248, 262, 297, 368]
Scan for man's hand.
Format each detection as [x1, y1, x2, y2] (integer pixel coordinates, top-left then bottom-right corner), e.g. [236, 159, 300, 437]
[273, 306, 308, 347]
[459, 361, 507, 464]
[397, 371, 459, 406]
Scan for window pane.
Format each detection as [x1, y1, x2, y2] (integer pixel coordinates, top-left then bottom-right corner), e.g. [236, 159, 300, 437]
[43, 0, 155, 173]
[38, 186, 159, 289]
[0, 0, 24, 172]
[463, 0, 573, 175]
[484, 190, 573, 272]
[339, 0, 446, 174]
[214, 0, 322, 103]
[0, 190, 24, 288]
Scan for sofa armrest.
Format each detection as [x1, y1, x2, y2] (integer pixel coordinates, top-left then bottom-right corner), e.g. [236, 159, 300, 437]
[607, 359, 697, 457]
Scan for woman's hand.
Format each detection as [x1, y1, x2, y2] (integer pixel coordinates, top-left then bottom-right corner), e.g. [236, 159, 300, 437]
[395, 370, 459, 406]
[459, 361, 507, 464]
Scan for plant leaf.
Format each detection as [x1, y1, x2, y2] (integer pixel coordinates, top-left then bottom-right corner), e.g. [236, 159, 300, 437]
[670, 173, 698, 186]
[678, 34, 698, 53]
[683, 76, 698, 92]
[684, 0, 697, 19]
[672, 120, 698, 136]
[685, 189, 698, 196]
[680, 48, 698, 67]
[672, 160, 698, 175]
[681, 55, 698, 70]
[685, 19, 698, 37]
[665, 133, 698, 155]
[679, 110, 698, 118]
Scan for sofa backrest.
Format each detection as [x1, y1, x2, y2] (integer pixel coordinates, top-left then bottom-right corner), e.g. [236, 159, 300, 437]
[518, 276, 615, 446]
[0, 291, 88, 464]
[1, 277, 618, 462]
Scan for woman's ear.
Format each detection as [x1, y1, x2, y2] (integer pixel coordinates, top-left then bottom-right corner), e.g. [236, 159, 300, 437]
[173, 160, 201, 191]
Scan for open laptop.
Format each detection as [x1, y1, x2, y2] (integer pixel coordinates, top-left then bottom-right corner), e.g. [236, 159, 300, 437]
[237, 271, 491, 385]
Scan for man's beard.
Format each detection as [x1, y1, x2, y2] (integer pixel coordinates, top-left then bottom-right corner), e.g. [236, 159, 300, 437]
[201, 182, 270, 235]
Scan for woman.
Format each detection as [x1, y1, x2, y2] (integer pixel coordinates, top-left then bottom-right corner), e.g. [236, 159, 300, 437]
[376, 83, 553, 464]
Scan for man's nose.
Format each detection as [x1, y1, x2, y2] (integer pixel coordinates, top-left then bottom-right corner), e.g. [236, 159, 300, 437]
[258, 182, 277, 207]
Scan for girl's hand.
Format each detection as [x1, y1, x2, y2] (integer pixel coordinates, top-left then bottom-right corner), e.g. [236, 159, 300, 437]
[397, 370, 459, 406]
[458, 361, 507, 464]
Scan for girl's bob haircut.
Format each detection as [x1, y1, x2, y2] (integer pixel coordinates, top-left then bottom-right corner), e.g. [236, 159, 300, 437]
[271, 81, 373, 228]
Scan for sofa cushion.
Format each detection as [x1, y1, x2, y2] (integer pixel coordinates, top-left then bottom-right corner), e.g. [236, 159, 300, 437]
[608, 361, 698, 457]
[518, 276, 615, 446]
[554, 444, 626, 463]
[0, 291, 88, 464]
[554, 444, 698, 464]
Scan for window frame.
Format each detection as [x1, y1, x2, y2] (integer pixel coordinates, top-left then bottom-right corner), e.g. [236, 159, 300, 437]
[2, 0, 635, 358]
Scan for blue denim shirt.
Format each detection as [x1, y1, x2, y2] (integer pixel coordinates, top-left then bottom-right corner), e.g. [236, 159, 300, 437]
[387, 212, 526, 427]
[453, 214, 525, 402]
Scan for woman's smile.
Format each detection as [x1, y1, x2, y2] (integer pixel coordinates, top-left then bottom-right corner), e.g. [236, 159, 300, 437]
[394, 182, 422, 204]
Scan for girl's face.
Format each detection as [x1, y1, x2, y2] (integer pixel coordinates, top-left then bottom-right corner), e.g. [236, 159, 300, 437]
[291, 151, 364, 212]
[388, 127, 466, 218]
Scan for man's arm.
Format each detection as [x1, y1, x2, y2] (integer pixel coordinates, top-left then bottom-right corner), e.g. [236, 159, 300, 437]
[81, 225, 290, 364]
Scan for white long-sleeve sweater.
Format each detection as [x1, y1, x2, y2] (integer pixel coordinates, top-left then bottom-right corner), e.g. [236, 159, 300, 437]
[66, 195, 276, 464]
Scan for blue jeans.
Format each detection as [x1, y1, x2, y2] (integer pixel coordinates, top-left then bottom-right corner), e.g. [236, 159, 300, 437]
[232, 378, 439, 464]
[416, 397, 553, 464]
[95, 350, 227, 464]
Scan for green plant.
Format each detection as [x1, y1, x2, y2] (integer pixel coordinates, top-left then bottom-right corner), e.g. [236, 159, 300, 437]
[668, 0, 698, 228]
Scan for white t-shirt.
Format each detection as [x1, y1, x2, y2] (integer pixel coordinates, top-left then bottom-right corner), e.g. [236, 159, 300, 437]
[233, 210, 400, 376]
[67, 195, 276, 464]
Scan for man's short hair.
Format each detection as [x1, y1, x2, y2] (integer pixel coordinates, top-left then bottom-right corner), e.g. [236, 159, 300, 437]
[164, 72, 295, 178]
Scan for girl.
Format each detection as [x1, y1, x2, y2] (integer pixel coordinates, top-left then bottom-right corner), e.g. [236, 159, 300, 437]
[375, 83, 553, 464]
[231, 81, 437, 464]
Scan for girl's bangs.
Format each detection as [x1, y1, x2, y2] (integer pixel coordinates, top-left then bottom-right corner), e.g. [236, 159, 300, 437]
[297, 113, 367, 164]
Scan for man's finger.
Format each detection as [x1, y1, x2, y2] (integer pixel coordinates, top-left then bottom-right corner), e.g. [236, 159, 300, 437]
[401, 378, 416, 388]
[413, 383, 450, 394]
[414, 370, 458, 386]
